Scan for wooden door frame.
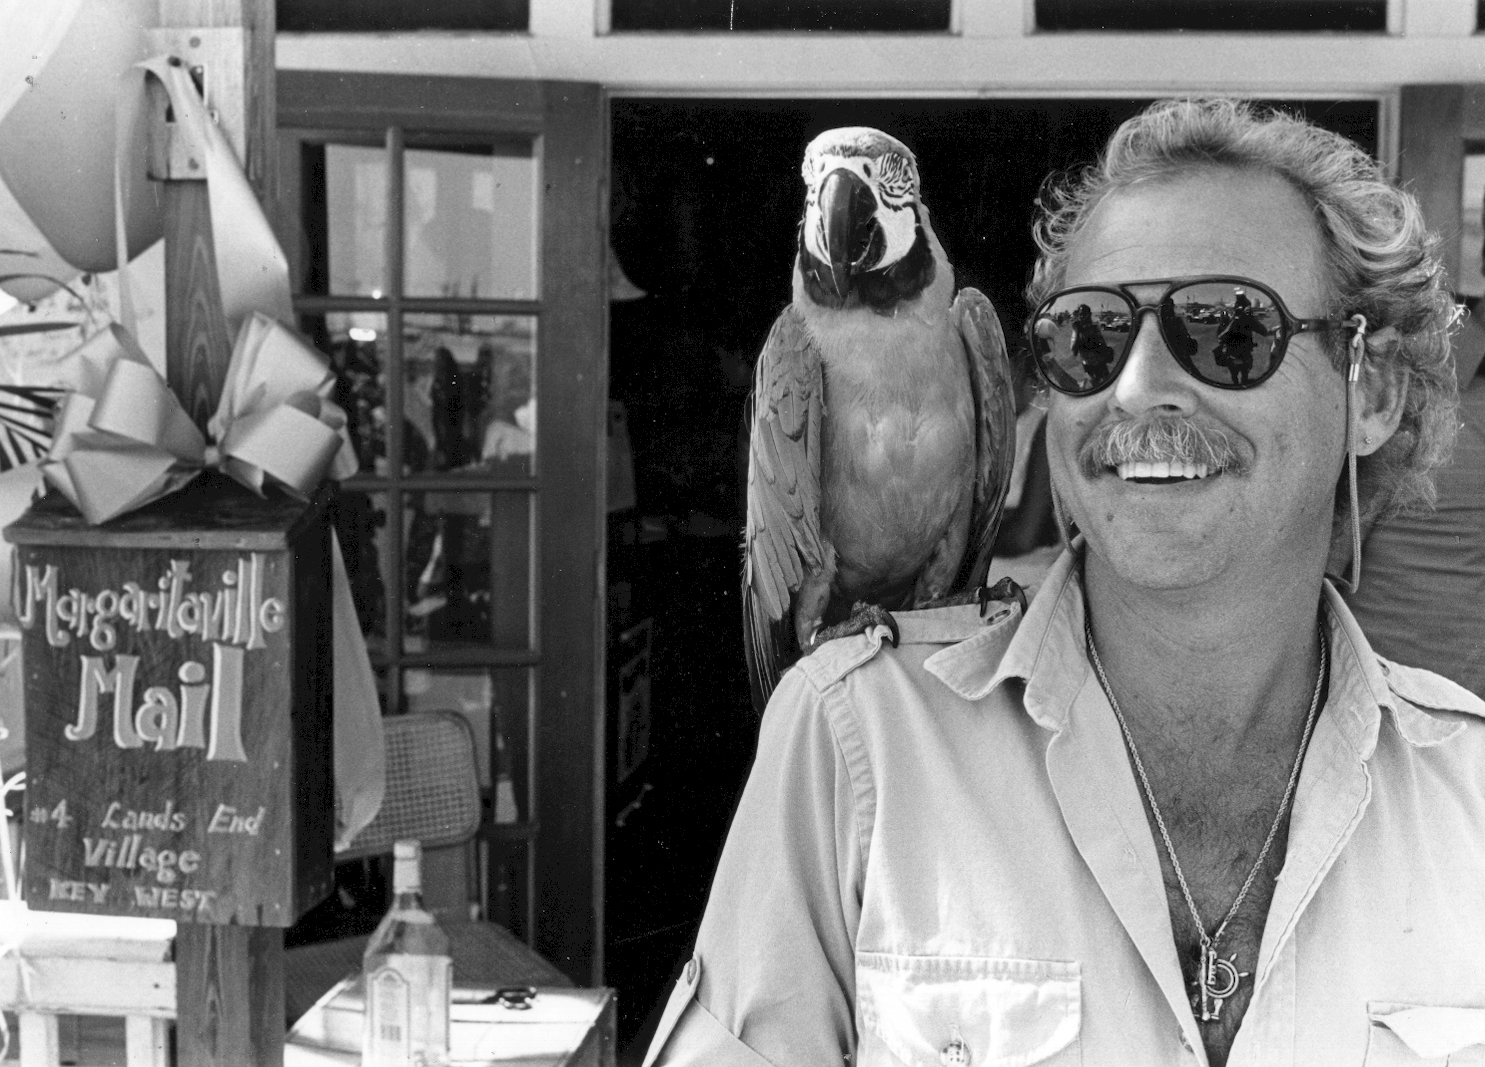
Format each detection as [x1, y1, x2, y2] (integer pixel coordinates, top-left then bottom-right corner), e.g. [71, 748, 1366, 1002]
[276, 71, 609, 984]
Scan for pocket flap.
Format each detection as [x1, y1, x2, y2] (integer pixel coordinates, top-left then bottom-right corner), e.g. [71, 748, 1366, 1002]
[857, 954, 1080, 1067]
[1369, 1002, 1485, 1057]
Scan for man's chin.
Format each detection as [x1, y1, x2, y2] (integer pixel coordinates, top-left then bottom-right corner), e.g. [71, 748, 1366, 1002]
[1084, 537, 1228, 593]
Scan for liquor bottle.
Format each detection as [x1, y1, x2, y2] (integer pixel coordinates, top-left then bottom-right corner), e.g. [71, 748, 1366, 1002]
[362, 840, 453, 1066]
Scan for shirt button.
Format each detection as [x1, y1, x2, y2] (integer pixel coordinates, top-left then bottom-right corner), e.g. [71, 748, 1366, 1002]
[684, 957, 698, 984]
[938, 1031, 970, 1066]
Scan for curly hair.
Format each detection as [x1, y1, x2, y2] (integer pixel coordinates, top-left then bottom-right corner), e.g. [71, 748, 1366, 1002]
[1028, 97, 1459, 523]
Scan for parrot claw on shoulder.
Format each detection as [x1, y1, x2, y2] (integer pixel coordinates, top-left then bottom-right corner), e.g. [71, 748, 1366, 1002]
[808, 602, 901, 652]
[979, 577, 1028, 618]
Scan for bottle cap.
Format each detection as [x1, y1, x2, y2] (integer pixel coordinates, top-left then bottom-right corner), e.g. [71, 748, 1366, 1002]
[392, 840, 422, 894]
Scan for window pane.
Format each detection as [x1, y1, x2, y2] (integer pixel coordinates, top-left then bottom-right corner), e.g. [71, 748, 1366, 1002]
[1461, 154, 1485, 298]
[611, 0, 950, 31]
[403, 142, 539, 300]
[403, 493, 533, 653]
[403, 314, 536, 477]
[306, 312, 388, 474]
[278, 0, 528, 32]
[401, 669, 530, 824]
[1034, 0, 1386, 31]
[332, 489, 390, 655]
[322, 144, 388, 298]
[484, 837, 529, 938]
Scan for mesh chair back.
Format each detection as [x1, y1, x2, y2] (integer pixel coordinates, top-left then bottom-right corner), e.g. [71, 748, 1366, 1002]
[339, 712, 481, 861]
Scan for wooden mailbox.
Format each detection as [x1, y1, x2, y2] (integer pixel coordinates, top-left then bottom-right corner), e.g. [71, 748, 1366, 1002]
[6, 475, 333, 927]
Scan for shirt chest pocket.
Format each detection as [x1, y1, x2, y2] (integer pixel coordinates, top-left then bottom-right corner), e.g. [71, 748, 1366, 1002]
[1364, 1003, 1485, 1066]
[856, 953, 1081, 1067]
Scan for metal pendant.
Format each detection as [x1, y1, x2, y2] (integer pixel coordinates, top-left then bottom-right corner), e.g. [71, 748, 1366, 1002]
[938, 1025, 970, 1066]
[1191, 944, 1249, 1023]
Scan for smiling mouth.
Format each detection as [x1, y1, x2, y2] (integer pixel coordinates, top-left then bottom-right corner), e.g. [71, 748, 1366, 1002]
[1114, 460, 1216, 484]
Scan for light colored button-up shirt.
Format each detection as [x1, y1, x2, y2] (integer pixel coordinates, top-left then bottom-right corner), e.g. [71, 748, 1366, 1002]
[645, 549, 1485, 1067]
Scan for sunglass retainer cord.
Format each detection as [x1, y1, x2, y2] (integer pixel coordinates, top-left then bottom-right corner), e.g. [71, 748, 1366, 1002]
[1331, 313, 1368, 595]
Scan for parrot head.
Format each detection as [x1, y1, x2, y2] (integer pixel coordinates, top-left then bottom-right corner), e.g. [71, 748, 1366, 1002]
[797, 127, 937, 311]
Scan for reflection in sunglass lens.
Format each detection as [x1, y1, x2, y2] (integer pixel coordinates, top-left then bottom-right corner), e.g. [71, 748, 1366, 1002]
[1029, 291, 1131, 393]
[1031, 280, 1288, 393]
[1168, 281, 1282, 388]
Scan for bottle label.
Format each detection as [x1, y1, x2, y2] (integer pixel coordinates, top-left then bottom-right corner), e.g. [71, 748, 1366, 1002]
[364, 955, 452, 1066]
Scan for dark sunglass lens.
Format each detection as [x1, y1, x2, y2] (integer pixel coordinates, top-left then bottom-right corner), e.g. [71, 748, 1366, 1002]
[1168, 281, 1282, 387]
[1032, 291, 1129, 392]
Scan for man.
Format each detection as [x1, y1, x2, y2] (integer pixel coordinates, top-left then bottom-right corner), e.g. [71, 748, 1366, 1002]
[1212, 290, 1270, 386]
[644, 99, 1483, 1066]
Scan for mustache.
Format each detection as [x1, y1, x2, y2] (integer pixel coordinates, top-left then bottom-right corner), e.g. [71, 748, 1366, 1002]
[1078, 416, 1245, 477]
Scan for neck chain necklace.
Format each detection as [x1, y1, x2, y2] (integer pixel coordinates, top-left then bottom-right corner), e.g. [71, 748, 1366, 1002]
[1083, 613, 1327, 1024]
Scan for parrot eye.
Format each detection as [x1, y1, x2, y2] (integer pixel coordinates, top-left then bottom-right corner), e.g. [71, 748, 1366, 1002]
[864, 163, 873, 178]
[876, 154, 914, 200]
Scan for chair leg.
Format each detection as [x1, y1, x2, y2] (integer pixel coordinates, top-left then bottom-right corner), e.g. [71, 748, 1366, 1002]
[17, 1012, 58, 1067]
[125, 1016, 170, 1067]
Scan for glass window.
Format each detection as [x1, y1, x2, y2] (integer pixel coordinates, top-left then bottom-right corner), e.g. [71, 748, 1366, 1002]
[306, 312, 388, 473]
[1034, 0, 1386, 32]
[332, 489, 391, 655]
[1461, 153, 1485, 298]
[610, 0, 950, 32]
[399, 666, 532, 935]
[402, 493, 533, 654]
[403, 142, 539, 300]
[484, 838, 529, 937]
[402, 314, 537, 477]
[322, 144, 389, 298]
[402, 668, 530, 815]
[277, 0, 528, 32]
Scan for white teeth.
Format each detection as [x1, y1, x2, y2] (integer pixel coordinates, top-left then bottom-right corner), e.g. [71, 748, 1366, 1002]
[1114, 460, 1215, 481]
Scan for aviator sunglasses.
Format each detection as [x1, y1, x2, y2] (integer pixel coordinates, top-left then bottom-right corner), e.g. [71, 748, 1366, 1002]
[1027, 276, 1357, 395]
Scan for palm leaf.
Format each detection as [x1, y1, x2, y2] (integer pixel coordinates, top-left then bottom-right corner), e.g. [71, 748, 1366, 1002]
[0, 385, 62, 473]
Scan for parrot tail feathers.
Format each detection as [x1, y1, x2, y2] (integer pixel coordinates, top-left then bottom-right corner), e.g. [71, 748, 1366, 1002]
[743, 576, 795, 715]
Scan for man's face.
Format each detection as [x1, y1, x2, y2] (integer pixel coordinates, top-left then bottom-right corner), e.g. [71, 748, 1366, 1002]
[1045, 167, 1346, 592]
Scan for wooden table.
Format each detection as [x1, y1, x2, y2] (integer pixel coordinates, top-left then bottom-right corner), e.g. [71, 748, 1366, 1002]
[284, 920, 571, 1026]
[285, 982, 614, 1067]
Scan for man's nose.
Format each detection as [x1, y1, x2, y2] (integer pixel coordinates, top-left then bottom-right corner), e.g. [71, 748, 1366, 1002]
[1110, 308, 1198, 417]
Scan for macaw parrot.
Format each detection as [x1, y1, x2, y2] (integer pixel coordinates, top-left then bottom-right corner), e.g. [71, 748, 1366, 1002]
[743, 126, 1017, 709]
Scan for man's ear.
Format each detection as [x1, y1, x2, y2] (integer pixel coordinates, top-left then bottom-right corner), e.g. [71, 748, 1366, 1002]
[1354, 327, 1408, 457]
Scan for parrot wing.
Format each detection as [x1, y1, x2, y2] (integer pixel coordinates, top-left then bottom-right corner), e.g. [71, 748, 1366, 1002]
[743, 303, 826, 710]
[952, 288, 1017, 591]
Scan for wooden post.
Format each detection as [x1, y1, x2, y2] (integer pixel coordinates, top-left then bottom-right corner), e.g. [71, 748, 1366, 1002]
[152, 3, 284, 1064]
[153, 0, 277, 424]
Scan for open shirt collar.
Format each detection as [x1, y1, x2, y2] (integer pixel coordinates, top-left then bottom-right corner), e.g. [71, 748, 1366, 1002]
[925, 545, 1476, 751]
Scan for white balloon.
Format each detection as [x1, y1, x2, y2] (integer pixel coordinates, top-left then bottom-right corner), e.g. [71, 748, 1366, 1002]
[0, 0, 162, 273]
[0, 175, 78, 303]
[0, 0, 84, 120]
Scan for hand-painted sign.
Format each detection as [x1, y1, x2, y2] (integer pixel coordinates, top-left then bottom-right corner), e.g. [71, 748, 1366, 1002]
[6, 478, 333, 926]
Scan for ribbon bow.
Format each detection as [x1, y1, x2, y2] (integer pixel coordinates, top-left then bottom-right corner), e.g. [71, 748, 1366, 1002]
[42, 313, 357, 525]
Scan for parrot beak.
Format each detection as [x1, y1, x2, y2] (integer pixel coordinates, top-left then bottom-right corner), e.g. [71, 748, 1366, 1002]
[818, 168, 882, 299]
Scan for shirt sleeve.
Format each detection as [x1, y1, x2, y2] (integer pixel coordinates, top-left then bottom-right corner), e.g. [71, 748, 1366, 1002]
[645, 666, 866, 1067]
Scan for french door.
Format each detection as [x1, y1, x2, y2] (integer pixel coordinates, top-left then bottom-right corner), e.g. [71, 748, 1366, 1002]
[276, 72, 608, 983]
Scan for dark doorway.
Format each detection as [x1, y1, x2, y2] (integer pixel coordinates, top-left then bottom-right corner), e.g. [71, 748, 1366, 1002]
[603, 94, 1378, 1056]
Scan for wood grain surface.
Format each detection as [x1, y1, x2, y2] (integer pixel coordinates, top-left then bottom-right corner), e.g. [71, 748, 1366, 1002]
[14, 484, 332, 927]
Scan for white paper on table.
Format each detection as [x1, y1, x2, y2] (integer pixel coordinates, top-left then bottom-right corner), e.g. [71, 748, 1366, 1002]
[288, 976, 606, 1066]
